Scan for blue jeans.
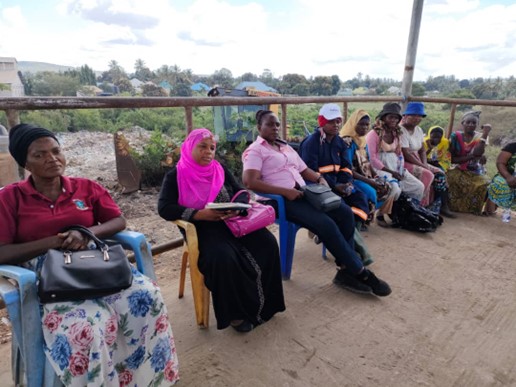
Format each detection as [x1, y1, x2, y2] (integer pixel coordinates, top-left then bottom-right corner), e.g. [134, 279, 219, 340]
[273, 198, 364, 275]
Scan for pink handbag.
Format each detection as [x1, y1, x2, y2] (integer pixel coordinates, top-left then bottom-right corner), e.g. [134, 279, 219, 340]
[224, 190, 276, 237]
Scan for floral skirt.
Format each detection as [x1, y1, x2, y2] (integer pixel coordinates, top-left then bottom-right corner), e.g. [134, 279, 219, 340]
[488, 174, 515, 209]
[40, 265, 179, 386]
[447, 168, 489, 215]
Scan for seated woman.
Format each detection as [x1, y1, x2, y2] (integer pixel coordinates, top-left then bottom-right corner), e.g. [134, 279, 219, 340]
[400, 103, 454, 217]
[366, 103, 425, 226]
[340, 108, 399, 223]
[158, 128, 285, 333]
[298, 103, 370, 229]
[447, 111, 491, 215]
[0, 124, 179, 386]
[423, 126, 456, 217]
[486, 142, 516, 215]
[242, 110, 391, 297]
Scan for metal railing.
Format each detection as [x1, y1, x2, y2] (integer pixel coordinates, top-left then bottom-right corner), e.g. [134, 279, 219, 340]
[2, 95, 516, 138]
[2, 95, 515, 255]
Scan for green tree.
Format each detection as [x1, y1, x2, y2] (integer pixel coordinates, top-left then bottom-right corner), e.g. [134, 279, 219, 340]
[211, 68, 233, 88]
[412, 82, 426, 96]
[78, 65, 96, 85]
[330, 75, 341, 95]
[141, 84, 168, 97]
[239, 72, 258, 82]
[117, 78, 134, 94]
[31, 72, 80, 96]
[278, 73, 309, 95]
[310, 76, 333, 96]
[134, 59, 154, 81]
[443, 89, 476, 111]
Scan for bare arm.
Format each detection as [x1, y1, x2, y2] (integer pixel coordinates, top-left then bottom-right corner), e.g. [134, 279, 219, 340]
[496, 151, 516, 188]
[243, 169, 303, 201]
[0, 215, 127, 265]
[300, 168, 329, 186]
[0, 236, 64, 265]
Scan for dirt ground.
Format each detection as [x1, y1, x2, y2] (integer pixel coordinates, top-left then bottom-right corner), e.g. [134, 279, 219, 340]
[1, 130, 516, 386]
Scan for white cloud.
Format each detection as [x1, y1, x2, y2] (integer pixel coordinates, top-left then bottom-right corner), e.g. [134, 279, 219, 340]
[2, 0, 516, 81]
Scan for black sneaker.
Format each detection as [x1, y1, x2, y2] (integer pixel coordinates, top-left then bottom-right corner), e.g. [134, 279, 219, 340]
[333, 269, 373, 295]
[358, 270, 392, 297]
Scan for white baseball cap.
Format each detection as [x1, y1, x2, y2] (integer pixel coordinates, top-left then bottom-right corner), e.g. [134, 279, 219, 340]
[319, 103, 342, 120]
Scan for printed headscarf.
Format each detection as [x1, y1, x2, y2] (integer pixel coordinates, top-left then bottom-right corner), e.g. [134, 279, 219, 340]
[340, 109, 370, 150]
[460, 110, 481, 124]
[8, 123, 59, 167]
[177, 128, 225, 209]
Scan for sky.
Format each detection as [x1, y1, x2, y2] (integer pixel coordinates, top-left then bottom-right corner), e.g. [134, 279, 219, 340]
[1, 0, 515, 82]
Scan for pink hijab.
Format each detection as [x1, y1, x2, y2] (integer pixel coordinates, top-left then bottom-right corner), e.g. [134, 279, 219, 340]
[177, 128, 225, 209]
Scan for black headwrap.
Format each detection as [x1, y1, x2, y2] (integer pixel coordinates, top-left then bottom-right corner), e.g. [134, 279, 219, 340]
[8, 123, 59, 167]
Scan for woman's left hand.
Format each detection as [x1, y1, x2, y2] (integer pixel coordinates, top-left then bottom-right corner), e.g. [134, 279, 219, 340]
[481, 124, 492, 137]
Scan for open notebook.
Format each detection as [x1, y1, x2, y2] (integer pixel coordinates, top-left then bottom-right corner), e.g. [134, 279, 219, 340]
[205, 202, 252, 211]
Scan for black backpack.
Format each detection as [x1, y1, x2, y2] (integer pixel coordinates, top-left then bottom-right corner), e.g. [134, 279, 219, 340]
[390, 194, 443, 232]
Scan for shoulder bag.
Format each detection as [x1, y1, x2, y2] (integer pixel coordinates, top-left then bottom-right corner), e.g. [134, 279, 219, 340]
[224, 190, 276, 238]
[301, 184, 341, 212]
[38, 225, 133, 303]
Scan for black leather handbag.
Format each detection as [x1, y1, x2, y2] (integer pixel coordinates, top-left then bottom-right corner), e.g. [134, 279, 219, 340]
[301, 184, 342, 212]
[38, 225, 133, 303]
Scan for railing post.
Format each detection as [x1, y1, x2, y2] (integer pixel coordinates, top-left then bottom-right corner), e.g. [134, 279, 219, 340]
[6, 109, 20, 129]
[342, 102, 348, 123]
[185, 106, 193, 133]
[281, 104, 287, 139]
[447, 103, 457, 139]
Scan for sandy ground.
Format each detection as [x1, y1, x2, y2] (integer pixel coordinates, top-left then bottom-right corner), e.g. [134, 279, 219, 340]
[1, 131, 516, 386]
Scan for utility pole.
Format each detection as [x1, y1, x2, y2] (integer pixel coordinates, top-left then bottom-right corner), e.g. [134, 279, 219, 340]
[400, 0, 425, 110]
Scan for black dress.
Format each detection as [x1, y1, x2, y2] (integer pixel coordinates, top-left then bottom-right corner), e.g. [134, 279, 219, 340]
[158, 165, 285, 329]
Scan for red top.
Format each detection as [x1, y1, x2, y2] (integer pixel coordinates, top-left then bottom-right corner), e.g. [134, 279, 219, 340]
[0, 176, 122, 244]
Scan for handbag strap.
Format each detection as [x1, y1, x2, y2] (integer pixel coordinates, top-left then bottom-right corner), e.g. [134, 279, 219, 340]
[230, 189, 251, 203]
[64, 225, 107, 250]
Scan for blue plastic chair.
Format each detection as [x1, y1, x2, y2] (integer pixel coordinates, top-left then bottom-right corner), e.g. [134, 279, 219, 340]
[0, 230, 155, 387]
[257, 193, 302, 280]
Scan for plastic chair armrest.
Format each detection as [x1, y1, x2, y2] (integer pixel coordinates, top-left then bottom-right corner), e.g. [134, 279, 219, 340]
[110, 230, 156, 281]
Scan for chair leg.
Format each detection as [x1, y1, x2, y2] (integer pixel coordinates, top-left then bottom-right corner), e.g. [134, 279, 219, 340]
[201, 286, 210, 329]
[178, 245, 188, 299]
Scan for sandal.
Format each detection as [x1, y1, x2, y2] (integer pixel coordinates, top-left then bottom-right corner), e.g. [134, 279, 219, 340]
[376, 215, 389, 228]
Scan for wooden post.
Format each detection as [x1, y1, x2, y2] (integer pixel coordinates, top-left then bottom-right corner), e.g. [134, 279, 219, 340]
[343, 102, 348, 123]
[281, 104, 287, 139]
[400, 0, 424, 111]
[6, 109, 20, 129]
[447, 103, 457, 138]
[185, 106, 193, 133]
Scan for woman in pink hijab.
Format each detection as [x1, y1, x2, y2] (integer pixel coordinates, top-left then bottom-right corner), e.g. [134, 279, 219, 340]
[158, 129, 285, 333]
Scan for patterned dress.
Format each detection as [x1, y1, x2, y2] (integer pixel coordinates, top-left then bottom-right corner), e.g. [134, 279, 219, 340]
[0, 177, 179, 386]
[487, 142, 516, 209]
[447, 131, 490, 214]
[39, 264, 179, 386]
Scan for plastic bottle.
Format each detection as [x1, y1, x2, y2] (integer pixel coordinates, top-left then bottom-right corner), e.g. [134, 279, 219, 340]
[397, 154, 404, 175]
[502, 208, 511, 223]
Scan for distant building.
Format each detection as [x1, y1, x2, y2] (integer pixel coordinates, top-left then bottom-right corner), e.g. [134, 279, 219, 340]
[191, 82, 210, 92]
[76, 85, 103, 97]
[235, 81, 277, 93]
[337, 88, 353, 96]
[158, 81, 173, 93]
[130, 78, 144, 93]
[387, 86, 401, 95]
[0, 57, 25, 97]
